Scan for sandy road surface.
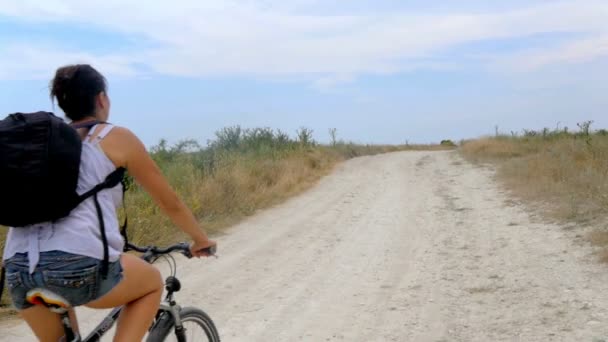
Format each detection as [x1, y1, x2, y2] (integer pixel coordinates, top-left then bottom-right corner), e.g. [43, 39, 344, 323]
[3, 151, 608, 341]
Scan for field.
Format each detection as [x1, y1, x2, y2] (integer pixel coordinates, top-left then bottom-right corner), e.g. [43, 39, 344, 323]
[460, 122, 608, 260]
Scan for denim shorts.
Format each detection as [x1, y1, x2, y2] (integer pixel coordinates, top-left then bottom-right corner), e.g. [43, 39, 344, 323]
[3, 251, 123, 310]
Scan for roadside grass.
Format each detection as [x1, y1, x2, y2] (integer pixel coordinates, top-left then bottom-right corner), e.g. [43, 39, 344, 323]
[1, 126, 452, 309]
[460, 123, 608, 261]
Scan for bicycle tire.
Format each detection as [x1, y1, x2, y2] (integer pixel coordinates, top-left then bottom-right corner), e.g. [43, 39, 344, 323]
[147, 307, 220, 342]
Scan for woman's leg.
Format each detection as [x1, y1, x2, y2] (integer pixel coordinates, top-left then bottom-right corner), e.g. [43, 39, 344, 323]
[19, 307, 78, 342]
[86, 253, 163, 342]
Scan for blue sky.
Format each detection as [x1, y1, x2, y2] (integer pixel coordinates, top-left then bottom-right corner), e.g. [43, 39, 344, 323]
[0, 0, 606, 146]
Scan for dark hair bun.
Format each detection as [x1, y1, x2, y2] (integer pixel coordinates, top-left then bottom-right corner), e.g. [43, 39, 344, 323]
[50, 64, 107, 121]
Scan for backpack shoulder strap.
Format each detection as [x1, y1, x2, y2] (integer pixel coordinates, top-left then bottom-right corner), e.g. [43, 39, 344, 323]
[76, 167, 127, 277]
[78, 167, 126, 202]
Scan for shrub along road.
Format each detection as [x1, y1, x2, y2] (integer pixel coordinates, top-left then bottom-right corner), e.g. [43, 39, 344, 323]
[2, 151, 608, 341]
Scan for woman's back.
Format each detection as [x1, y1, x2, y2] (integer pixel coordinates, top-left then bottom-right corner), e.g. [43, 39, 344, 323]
[3, 124, 124, 272]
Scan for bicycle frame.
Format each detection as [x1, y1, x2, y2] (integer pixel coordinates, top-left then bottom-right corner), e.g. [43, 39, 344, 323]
[91, 304, 182, 341]
[61, 291, 184, 341]
[81, 306, 123, 342]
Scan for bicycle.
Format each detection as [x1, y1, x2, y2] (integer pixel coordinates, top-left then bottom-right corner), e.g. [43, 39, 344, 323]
[24, 242, 220, 342]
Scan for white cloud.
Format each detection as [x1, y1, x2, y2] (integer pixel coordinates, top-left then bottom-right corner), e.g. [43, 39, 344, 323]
[0, 43, 139, 80]
[0, 0, 607, 82]
[496, 34, 608, 71]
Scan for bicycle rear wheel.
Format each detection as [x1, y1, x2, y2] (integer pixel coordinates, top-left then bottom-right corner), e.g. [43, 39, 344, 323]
[147, 307, 220, 342]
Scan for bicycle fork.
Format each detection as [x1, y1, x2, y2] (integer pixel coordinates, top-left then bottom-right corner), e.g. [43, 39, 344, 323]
[158, 275, 187, 342]
[167, 301, 186, 342]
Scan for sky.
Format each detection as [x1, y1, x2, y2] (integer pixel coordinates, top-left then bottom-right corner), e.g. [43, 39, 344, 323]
[0, 0, 606, 146]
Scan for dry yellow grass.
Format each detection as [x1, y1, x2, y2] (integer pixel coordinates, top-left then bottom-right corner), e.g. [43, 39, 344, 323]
[123, 147, 341, 245]
[461, 131, 608, 260]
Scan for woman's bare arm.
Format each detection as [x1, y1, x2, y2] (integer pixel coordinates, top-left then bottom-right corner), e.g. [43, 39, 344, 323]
[102, 126, 216, 255]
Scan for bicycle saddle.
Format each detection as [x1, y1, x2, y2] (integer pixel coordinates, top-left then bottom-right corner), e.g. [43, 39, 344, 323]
[26, 288, 72, 314]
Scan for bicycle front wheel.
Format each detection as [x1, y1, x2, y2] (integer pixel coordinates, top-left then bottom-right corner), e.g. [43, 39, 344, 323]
[147, 307, 220, 342]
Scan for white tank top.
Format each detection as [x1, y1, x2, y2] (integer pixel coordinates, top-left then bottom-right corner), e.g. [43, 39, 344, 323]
[3, 124, 124, 273]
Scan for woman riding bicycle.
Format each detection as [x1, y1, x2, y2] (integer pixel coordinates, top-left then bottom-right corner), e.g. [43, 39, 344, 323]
[2, 64, 217, 341]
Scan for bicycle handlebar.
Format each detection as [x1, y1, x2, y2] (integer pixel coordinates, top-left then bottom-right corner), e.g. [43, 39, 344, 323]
[125, 242, 217, 260]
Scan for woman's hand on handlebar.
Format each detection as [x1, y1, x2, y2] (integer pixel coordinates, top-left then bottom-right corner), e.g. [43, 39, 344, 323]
[190, 238, 217, 258]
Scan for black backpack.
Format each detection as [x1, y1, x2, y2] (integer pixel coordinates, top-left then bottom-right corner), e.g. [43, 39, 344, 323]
[0, 112, 128, 302]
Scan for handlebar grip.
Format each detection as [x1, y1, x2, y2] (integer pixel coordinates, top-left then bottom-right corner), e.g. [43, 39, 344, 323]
[199, 245, 217, 255]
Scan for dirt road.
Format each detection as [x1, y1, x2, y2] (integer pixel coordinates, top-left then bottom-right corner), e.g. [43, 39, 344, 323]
[3, 151, 608, 341]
